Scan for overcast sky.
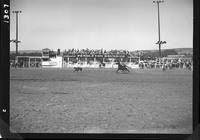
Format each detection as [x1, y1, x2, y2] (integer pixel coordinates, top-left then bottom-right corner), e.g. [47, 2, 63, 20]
[10, 0, 193, 51]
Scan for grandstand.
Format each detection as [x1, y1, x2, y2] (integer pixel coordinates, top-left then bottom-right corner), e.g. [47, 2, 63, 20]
[62, 50, 140, 68]
[11, 48, 140, 68]
[10, 48, 192, 69]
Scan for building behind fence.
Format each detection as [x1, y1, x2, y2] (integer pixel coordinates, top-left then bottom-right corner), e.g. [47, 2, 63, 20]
[10, 48, 192, 69]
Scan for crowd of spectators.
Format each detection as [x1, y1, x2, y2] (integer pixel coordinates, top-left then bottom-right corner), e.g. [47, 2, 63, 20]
[138, 58, 192, 70]
[63, 48, 135, 56]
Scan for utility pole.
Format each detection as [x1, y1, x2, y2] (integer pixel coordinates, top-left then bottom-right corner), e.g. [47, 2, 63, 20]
[11, 10, 21, 62]
[153, 0, 166, 58]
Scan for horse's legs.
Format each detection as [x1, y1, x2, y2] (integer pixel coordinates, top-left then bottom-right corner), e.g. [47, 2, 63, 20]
[122, 67, 129, 72]
[124, 67, 130, 72]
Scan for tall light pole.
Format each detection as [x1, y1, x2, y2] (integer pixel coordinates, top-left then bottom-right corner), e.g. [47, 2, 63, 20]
[153, 0, 166, 58]
[11, 10, 22, 62]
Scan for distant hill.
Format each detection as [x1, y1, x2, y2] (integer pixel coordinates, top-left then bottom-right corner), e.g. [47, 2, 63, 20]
[139, 48, 192, 54]
[171, 48, 193, 55]
[138, 48, 192, 57]
[10, 48, 193, 53]
[10, 50, 42, 54]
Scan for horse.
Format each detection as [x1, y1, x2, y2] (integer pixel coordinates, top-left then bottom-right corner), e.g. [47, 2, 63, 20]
[115, 62, 130, 73]
[186, 63, 192, 71]
[73, 67, 83, 72]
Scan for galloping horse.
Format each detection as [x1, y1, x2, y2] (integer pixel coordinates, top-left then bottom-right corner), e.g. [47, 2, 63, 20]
[115, 62, 130, 73]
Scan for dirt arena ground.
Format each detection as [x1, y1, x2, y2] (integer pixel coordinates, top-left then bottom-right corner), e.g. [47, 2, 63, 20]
[10, 68, 192, 133]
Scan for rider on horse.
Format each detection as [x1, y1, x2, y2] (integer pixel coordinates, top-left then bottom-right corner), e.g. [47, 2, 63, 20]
[116, 61, 130, 73]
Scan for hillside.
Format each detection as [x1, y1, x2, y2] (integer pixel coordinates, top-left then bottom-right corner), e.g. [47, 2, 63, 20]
[10, 48, 192, 54]
[172, 48, 193, 55]
[10, 50, 41, 54]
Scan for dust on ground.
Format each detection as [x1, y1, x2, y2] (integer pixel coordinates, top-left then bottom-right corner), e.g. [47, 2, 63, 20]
[10, 68, 192, 133]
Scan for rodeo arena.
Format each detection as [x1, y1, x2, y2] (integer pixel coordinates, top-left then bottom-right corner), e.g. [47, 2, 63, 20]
[10, 47, 193, 133]
[10, 48, 193, 71]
